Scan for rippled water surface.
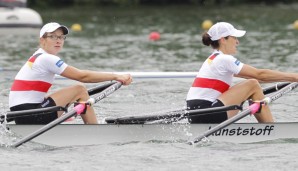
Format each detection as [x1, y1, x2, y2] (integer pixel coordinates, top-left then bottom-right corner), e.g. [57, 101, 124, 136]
[1, 4, 298, 171]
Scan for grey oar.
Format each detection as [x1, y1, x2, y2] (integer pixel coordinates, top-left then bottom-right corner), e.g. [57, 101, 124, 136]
[12, 81, 123, 148]
[88, 81, 115, 96]
[106, 105, 242, 124]
[188, 82, 298, 145]
[3, 106, 65, 123]
[262, 82, 290, 95]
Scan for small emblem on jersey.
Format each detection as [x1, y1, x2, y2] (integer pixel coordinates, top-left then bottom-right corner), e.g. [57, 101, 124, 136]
[56, 60, 64, 67]
[27, 57, 36, 68]
[234, 60, 240, 66]
[27, 53, 42, 69]
[207, 53, 219, 64]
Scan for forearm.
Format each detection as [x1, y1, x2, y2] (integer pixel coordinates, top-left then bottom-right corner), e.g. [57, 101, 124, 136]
[61, 66, 131, 84]
[76, 70, 118, 83]
[256, 69, 298, 82]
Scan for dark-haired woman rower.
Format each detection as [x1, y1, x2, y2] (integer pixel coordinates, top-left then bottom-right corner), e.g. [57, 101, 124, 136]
[186, 22, 298, 123]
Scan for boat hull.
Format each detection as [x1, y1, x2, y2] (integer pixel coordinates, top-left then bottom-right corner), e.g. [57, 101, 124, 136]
[0, 7, 42, 28]
[7, 123, 298, 147]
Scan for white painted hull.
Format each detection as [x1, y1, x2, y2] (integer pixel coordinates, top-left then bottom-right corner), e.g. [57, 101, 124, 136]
[7, 122, 298, 147]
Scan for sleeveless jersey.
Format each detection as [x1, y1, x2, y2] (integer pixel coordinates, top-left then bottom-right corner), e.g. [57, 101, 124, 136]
[9, 48, 68, 107]
[186, 50, 244, 102]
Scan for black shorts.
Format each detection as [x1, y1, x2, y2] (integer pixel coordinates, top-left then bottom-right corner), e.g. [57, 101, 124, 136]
[10, 97, 58, 124]
[186, 99, 228, 123]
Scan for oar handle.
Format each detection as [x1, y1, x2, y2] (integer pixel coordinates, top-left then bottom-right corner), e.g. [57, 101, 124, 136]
[89, 81, 122, 105]
[75, 81, 122, 115]
[88, 81, 116, 96]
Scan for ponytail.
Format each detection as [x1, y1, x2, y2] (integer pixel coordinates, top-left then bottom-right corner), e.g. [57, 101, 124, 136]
[202, 32, 219, 49]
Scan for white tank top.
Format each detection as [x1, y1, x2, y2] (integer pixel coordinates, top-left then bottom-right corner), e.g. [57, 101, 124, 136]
[9, 48, 68, 107]
[186, 50, 243, 102]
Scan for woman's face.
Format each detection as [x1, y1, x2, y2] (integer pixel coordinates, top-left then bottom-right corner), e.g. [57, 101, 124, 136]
[219, 36, 239, 55]
[40, 28, 66, 55]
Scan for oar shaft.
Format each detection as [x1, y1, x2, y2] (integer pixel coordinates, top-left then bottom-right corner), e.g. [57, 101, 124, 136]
[92, 82, 122, 104]
[12, 109, 78, 148]
[88, 81, 115, 96]
[263, 82, 290, 95]
[107, 105, 241, 124]
[5, 106, 65, 121]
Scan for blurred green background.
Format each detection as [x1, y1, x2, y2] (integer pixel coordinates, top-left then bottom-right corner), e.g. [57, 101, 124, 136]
[27, 0, 298, 8]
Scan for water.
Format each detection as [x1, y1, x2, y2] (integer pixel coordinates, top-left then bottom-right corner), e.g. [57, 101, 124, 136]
[1, 4, 298, 170]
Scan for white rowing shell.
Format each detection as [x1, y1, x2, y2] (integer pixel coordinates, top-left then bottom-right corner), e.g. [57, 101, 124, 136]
[7, 122, 298, 147]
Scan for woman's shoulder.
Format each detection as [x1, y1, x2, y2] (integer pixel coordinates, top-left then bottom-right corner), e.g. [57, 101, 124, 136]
[217, 53, 234, 58]
[215, 53, 242, 68]
[34, 49, 60, 59]
[215, 53, 236, 61]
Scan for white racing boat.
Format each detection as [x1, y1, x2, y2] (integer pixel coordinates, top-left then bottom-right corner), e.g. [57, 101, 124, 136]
[5, 122, 298, 147]
[1, 81, 297, 147]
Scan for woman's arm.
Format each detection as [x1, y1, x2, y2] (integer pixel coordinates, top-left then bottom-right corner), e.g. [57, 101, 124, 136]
[235, 64, 298, 82]
[60, 66, 132, 85]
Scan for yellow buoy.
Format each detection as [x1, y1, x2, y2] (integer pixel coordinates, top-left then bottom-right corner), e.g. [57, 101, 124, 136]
[201, 20, 213, 30]
[293, 20, 298, 30]
[71, 23, 82, 32]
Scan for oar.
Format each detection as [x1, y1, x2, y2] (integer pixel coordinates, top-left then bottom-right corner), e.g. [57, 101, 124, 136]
[2, 106, 65, 123]
[11, 81, 123, 148]
[105, 105, 242, 124]
[188, 82, 298, 145]
[263, 82, 290, 95]
[87, 81, 115, 96]
[2, 71, 198, 80]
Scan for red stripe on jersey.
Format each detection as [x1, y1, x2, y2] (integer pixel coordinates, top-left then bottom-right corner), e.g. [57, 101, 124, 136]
[11, 80, 52, 92]
[192, 77, 230, 93]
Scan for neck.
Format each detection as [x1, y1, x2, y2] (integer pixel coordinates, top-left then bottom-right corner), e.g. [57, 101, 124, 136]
[218, 47, 228, 54]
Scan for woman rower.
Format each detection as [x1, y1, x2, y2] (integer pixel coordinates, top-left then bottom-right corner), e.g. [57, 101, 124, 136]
[9, 22, 132, 124]
[186, 22, 298, 123]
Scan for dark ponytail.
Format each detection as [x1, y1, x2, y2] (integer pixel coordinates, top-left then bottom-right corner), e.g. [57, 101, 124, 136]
[202, 32, 219, 49]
